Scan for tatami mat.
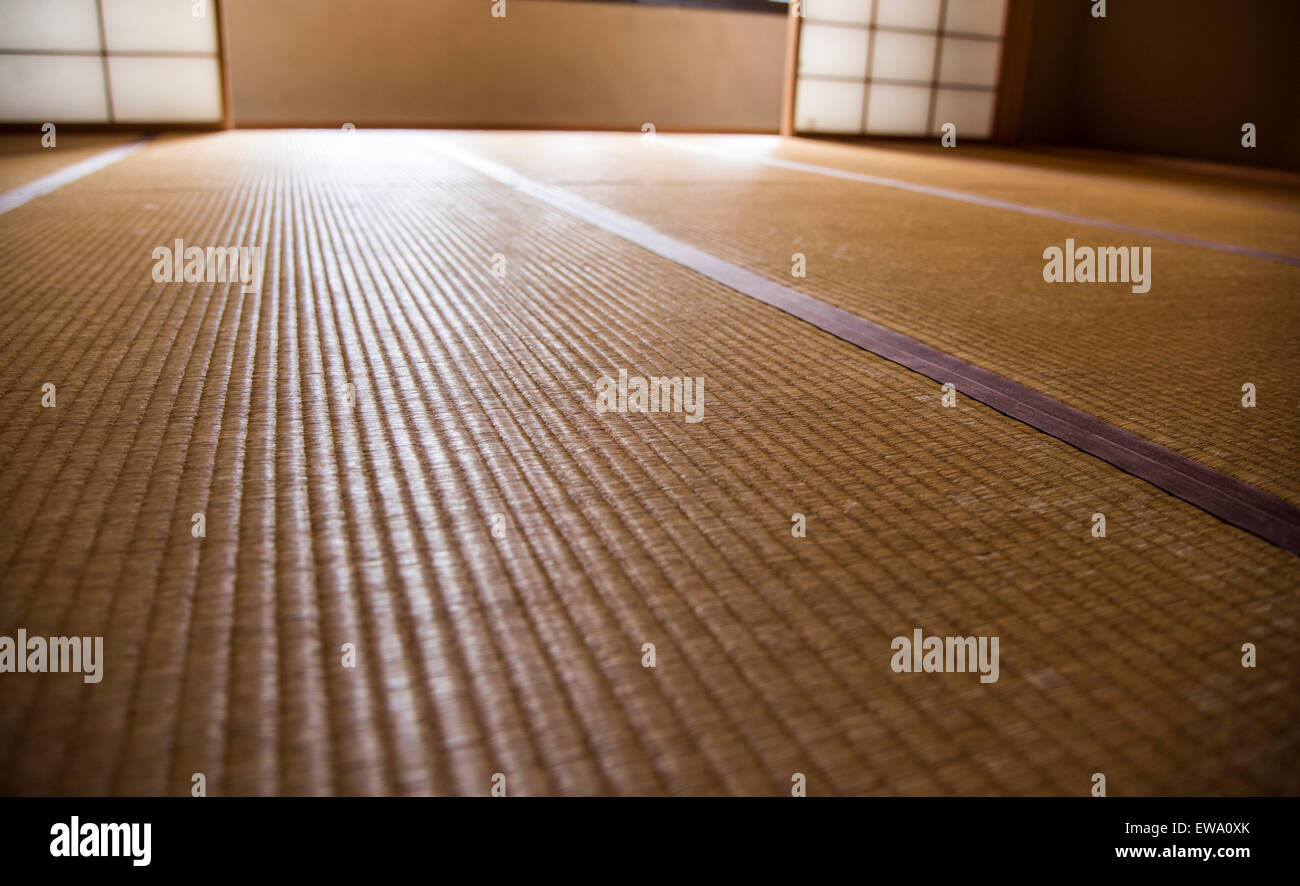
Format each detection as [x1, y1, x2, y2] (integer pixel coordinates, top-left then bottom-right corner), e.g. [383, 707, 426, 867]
[0, 131, 1296, 796]
[443, 132, 1300, 504]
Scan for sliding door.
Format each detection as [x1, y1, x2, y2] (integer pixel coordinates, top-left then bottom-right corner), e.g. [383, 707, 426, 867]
[794, 0, 1006, 138]
[0, 0, 222, 124]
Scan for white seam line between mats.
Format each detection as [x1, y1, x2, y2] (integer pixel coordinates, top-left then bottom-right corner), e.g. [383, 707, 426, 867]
[0, 137, 152, 215]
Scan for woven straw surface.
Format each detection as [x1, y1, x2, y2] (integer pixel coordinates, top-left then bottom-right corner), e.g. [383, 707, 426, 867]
[0, 131, 1296, 796]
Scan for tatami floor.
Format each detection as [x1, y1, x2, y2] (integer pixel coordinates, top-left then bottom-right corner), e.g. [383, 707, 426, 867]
[0, 130, 1296, 795]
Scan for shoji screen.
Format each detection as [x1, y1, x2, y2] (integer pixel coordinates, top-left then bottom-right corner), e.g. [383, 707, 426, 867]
[794, 0, 1006, 138]
[0, 0, 222, 124]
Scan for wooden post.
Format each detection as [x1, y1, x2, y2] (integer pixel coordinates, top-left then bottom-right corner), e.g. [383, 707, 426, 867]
[780, 1, 802, 137]
[993, 0, 1036, 145]
[216, 0, 234, 129]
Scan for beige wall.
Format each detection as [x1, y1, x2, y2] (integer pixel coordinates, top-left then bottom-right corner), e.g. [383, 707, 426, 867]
[221, 0, 786, 131]
[1020, 0, 1299, 171]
